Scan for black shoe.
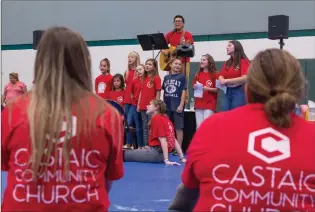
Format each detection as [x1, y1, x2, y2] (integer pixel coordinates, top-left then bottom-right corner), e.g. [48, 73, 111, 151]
[172, 150, 178, 156]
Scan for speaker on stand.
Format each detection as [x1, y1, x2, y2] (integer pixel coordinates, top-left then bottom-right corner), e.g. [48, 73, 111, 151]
[33, 30, 45, 50]
[268, 15, 289, 49]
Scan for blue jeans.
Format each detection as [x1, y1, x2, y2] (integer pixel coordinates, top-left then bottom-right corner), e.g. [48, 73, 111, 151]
[222, 85, 246, 111]
[126, 105, 144, 147]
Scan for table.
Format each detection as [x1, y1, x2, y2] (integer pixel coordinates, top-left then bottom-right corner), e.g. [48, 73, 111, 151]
[182, 109, 196, 153]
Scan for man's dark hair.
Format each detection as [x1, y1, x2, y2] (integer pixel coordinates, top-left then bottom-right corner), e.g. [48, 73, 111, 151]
[174, 15, 185, 24]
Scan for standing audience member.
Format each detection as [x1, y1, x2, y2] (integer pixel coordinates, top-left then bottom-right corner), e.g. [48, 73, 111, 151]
[2, 73, 27, 106]
[1, 27, 124, 212]
[169, 48, 315, 212]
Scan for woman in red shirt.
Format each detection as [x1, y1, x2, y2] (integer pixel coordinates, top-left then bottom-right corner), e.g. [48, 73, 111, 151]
[109, 73, 125, 108]
[218, 40, 250, 111]
[169, 48, 315, 211]
[192, 54, 219, 129]
[1, 26, 124, 212]
[124, 99, 186, 165]
[95, 58, 113, 99]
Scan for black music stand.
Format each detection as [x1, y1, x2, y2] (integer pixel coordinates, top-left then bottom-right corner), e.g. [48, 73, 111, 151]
[137, 33, 168, 58]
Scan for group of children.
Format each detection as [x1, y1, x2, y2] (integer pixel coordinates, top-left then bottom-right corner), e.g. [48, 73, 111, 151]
[94, 51, 229, 160]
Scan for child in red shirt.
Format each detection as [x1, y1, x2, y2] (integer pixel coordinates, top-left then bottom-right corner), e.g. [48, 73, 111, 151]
[1, 27, 124, 212]
[109, 73, 125, 108]
[138, 58, 161, 147]
[192, 54, 219, 128]
[169, 48, 315, 212]
[218, 40, 250, 111]
[124, 99, 186, 165]
[95, 58, 113, 99]
[125, 64, 146, 149]
[124, 51, 140, 131]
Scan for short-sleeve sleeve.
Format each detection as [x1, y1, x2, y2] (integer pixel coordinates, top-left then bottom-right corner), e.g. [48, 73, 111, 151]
[186, 32, 194, 44]
[1, 107, 11, 171]
[181, 115, 218, 188]
[102, 107, 124, 181]
[21, 82, 27, 90]
[240, 59, 250, 76]
[150, 116, 167, 139]
[154, 76, 162, 91]
[219, 62, 227, 77]
[165, 32, 171, 44]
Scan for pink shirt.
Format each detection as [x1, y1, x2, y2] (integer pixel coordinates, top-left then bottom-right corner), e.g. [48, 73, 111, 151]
[4, 82, 26, 102]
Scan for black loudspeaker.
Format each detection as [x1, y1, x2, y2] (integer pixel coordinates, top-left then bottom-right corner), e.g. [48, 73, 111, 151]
[268, 15, 289, 40]
[176, 44, 195, 58]
[33, 30, 45, 50]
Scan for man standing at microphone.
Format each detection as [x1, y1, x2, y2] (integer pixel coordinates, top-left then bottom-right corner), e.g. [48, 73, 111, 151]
[162, 15, 194, 99]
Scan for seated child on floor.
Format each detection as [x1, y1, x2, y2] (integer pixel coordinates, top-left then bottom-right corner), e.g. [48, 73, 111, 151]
[124, 99, 186, 165]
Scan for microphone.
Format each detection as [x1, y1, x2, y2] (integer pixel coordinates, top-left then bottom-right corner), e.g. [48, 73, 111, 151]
[172, 29, 177, 34]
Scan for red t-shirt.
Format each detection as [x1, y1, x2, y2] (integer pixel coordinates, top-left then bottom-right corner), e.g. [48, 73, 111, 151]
[165, 30, 194, 63]
[124, 69, 137, 104]
[1, 95, 124, 212]
[138, 76, 161, 111]
[95, 74, 113, 99]
[182, 103, 315, 212]
[130, 77, 142, 106]
[148, 114, 176, 152]
[220, 58, 250, 79]
[193, 71, 219, 111]
[109, 90, 125, 107]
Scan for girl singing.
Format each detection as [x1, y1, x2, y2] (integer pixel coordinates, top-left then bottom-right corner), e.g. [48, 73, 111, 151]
[192, 54, 219, 128]
[124, 51, 141, 126]
[125, 64, 146, 149]
[138, 58, 161, 147]
[218, 40, 250, 111]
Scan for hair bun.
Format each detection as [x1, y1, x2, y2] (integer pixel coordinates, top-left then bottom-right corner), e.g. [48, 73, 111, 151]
[264, 92, 296, 128]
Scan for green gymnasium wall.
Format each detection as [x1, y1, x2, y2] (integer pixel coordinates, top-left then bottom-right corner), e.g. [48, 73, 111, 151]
[188, 59, 315, 111]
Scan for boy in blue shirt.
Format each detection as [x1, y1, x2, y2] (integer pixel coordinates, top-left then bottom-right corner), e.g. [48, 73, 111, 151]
[162, 58, 187, 155]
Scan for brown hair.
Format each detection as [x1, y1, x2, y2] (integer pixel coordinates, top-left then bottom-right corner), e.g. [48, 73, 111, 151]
[112, 73, 125, 91]
[100, 58, 111, 73]
[169, 57, 184, 74]
[23, 27, 120, 179]
[136, 64, 147, 82]
[145, 58, 159, 84]
[246, 48, 306, 128]
[148, 99, 167, 128]
[195, 54, 218, 81]
[225, 40, 249, 71]
[9, 72, 19, 81]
